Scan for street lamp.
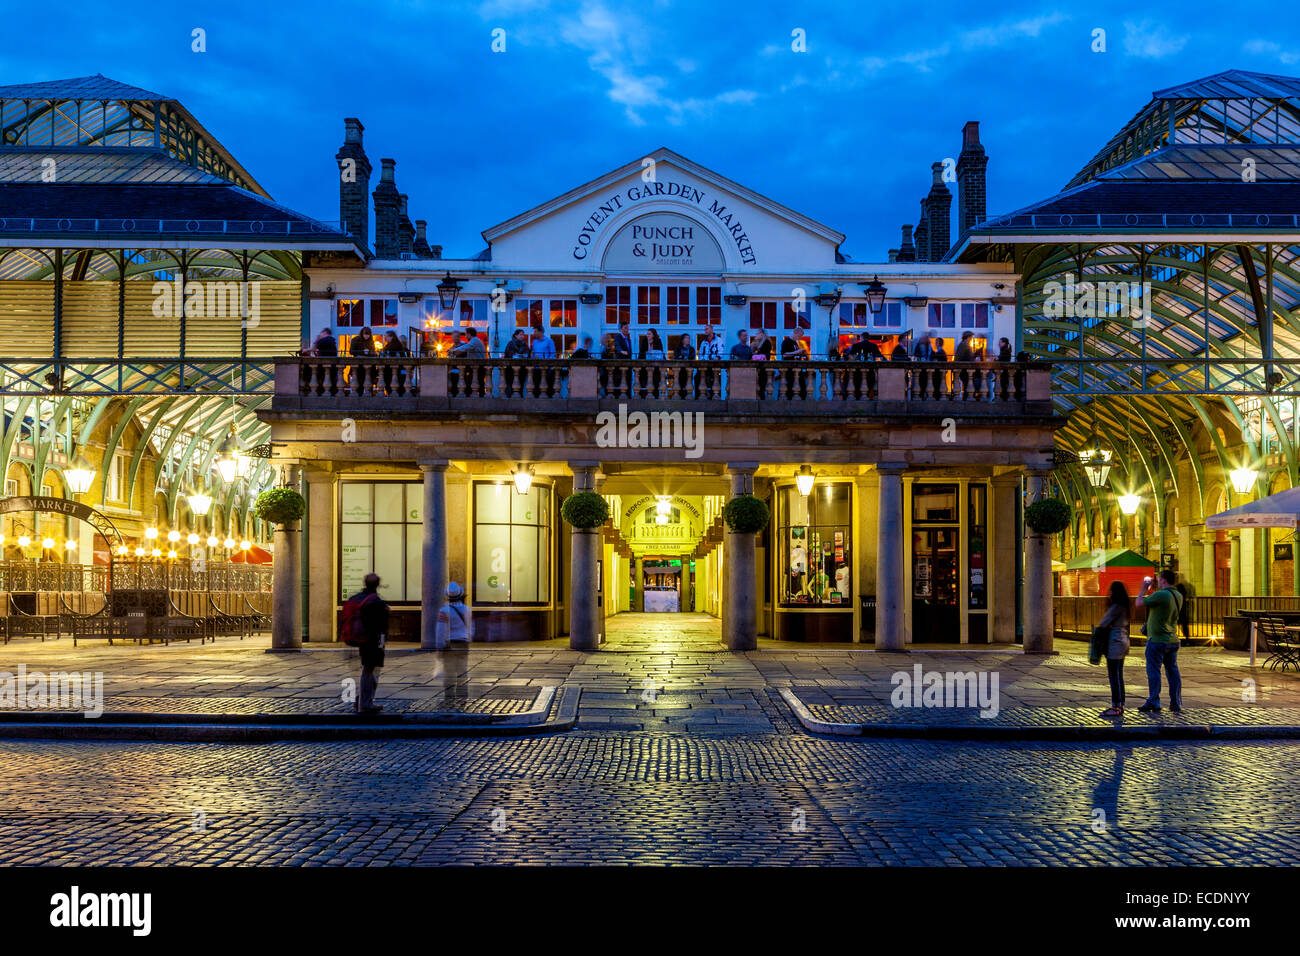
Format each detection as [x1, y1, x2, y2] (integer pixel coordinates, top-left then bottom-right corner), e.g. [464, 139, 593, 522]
[1080, 448, 1113, 488]
[437, 272, 462, 311]
[795, 465, 816, 496]
[1118, 493, 1141, 516]
[187, 487, 213, 517]
[862, 276, 888, 314]
[215, 428, 240, 483]
[1230, 466, 1258, 495]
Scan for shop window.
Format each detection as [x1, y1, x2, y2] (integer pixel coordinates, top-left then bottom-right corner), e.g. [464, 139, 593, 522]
[636, 286, 661, 324]
[515, 298, 544, 330]
[876, 302, 904, 327]
[369, 299, 399, 327]
[968, 484, 987, 610]
[780, 483, 851, 607]
[695, 286, 721, 325]
[749, 301, 777, 330]
[339, 481, 423, 602]
[666, 286, 690, 324]
[549, 299, 577, 328]
[960, 303, 989, 329]
[913, 483, 959, 523]
[928, 303, 956, 328]
[336, 298, 365, 328]
[605, 285, 631, 326]
[473, 482, 550, 605]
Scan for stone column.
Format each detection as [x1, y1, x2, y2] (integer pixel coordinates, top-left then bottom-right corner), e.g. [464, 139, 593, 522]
[1202, 535, 1217, 595]
[723, 463, 758, 651]
[1229, 532, 1242, 596]
[304, 467, 336, 642]
[1022, 470, 1054, 654]
[875, 463, 906, 650]
[420, 460, 449, 649]
[270, 518, 302, 651]
[568, 463, 602, 650]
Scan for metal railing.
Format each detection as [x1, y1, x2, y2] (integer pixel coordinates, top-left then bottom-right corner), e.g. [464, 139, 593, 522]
[1054, 595, 1300, 641]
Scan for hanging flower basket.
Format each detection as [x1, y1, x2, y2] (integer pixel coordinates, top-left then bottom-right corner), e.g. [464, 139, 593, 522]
[1024, 497, 1071, 535]
[724, 494, 770, 534]
[561, 491, 609, 530]
[253, 488, 306, 526]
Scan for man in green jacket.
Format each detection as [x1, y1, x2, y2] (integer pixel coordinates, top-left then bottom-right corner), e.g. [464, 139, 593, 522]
[1135, 569, 1185, 713]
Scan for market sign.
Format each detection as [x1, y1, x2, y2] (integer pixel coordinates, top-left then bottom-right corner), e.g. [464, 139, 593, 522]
[0, 495, 123, 545]
[602, 213, 725, 273]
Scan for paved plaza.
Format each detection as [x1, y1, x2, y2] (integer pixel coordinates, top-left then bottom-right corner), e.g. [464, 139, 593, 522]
[1, 612, 1298, 865]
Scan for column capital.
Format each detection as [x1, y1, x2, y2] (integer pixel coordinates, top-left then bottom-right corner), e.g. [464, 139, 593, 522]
[418, 459, 450, 472]
[302, 465, 336, 482]
[876, 462, 908, 476]
[726, 462, 760, 475]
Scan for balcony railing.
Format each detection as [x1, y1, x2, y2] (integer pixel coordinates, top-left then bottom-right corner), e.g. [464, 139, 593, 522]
[280, 357, 1052, 413]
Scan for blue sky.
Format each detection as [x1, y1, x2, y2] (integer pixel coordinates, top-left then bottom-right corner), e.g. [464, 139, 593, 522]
[3, 1, 1299, 260]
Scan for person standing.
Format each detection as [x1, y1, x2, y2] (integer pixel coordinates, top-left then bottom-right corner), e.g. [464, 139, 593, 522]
[1135, 570, 1185, 713]
[697, 326, 721, 398]
[503, 328, 531, 395]
[913, 331, 936, 361]
[529, 323, 556, 396]
[381, 329, 409, 395]
[349, 326, 376, 395]
[1096, 581, 1132, 717]
[954, 331, 977, 362]
[730, 329, 753, 360]
[435, 581, 474, 699]
[343, 572, 388, 715]
[672, 333, 696, 397]
[997, 337, 1013, 362]
[312, 327, 338, 393]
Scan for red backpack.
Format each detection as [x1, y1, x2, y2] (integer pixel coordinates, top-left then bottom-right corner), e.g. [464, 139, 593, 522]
[340, 592, 378, 646]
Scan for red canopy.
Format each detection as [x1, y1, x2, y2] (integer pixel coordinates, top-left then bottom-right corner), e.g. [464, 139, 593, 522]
[230, 545, 273, 564]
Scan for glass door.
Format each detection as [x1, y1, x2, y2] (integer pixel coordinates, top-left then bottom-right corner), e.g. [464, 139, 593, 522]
[911, 483, 961, 642]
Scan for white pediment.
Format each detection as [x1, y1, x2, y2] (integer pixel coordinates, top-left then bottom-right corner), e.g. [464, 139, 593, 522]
[481, 148, 845, 274]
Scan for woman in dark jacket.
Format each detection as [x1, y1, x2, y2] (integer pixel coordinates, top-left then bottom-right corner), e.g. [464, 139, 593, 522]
[1097, 581, 1132, 717]
[349, 326, 376, 394]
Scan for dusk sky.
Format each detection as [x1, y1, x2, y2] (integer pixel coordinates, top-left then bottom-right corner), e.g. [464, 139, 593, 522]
[5, 1, 1299, 259]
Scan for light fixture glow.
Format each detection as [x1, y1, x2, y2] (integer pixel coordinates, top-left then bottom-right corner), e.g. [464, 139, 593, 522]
[1080, 448, 1113, 488]
[1118, 493, 1141, 516]
[151, 548, 162, 557]
[134, 547, 145, 557]
[64, 539, 76, 550]
[187, 489, 213, 516]
[224, 537, 236, 549]
[215, 429, 239, 483]
[1230, 466, 1258, 495]
[207, 535, 219, 548]
[655, 496, 672, 516]
[655, 513, 669, 525]
[167, 549, 177, 559]
[64, 450, 96, 495]
[795, 466, 816, 496]
[116, 545, 128, 556]
[17, 535, 31, 548]
[167, 529, 181, 543]
[240, 540, 251, 551]
[144, 526, 158, 540]
[512, 464, 534, 495]
[187, 533, 199, 545]
[40, 537, 55, 550]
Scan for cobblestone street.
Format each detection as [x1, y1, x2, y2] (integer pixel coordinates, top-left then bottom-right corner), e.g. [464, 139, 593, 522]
[2, 614, 1300, 865]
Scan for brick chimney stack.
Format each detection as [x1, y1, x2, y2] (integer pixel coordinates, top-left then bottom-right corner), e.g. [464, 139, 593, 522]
[924, 161, 952, 262]
[397, 194, 415, 256]
[897, 224, 916, 262]
[372, 159, 400, 259]
[413, 220, 432, 258]
[913, 198, 930, 264]
[956, 121, 988, 240]
[335, 118, 371, 254]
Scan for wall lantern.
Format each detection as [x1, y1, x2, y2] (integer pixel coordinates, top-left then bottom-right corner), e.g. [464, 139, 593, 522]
[655, 496, 672, 517]
[64, 450, 96, 495]
[437, 272, 462, 311]
[1117, 493, 1141, 516]
[795, 466, 816, 496]
[862, 276, 888, 314]
[1230, 466, 1258, 495]
[512, 464, 534, 495]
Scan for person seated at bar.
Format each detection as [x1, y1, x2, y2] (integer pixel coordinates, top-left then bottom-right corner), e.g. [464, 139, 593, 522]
[913, 330, 936, 361]
[312, 327, 338, 394]
[349, 326, 376, 395]
[503, 328, 531, 395]
[381, 329, 410, 395]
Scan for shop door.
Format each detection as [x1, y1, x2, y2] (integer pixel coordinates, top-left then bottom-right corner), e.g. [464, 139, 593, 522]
[912, 528, 960, 640]
[1214, 533, 1231, 595]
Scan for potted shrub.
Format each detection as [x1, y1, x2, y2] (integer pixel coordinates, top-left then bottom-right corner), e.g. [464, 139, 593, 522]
[1024, 497, 1071, 535]
[254, 488, 306, 526]
[723, 494, 770, 534]
[561, 491, 609, 529]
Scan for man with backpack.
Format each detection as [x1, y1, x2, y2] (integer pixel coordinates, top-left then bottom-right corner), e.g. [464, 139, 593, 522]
[1135, 569, 1184, 713]
[342, 572, 388, 715]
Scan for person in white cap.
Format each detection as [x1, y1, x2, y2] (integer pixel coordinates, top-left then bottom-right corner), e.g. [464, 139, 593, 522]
[436, 581, 473, 699]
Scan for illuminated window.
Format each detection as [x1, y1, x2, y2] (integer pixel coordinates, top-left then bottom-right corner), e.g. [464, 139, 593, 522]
[636, 286, 661, 324]
[473, 482, 551, 605]
[695, 286, 721, 325]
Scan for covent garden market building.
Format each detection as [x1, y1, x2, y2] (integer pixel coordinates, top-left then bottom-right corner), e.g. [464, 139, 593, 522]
[1, 70, 1298, 652]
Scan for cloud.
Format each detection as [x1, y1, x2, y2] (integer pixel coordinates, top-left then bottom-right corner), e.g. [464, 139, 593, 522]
[1122, 20, 1189, 59]
[961, 11, 1071, 49]
[1244, 39, 1300, 65]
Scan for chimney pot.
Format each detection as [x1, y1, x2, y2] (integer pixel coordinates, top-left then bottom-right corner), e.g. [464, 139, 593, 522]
[343, 117, 364, 145]
[962, 120, 980, 149]
[380, 158, 396, 183]
[931, 161, 946, 187]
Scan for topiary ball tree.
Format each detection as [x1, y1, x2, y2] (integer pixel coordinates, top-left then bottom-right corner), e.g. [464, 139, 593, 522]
[254, 488, 306, 526]
[561, 491, 610, 530]
[724, 494, 770, 534]
[1024, 497, 1071, 535]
